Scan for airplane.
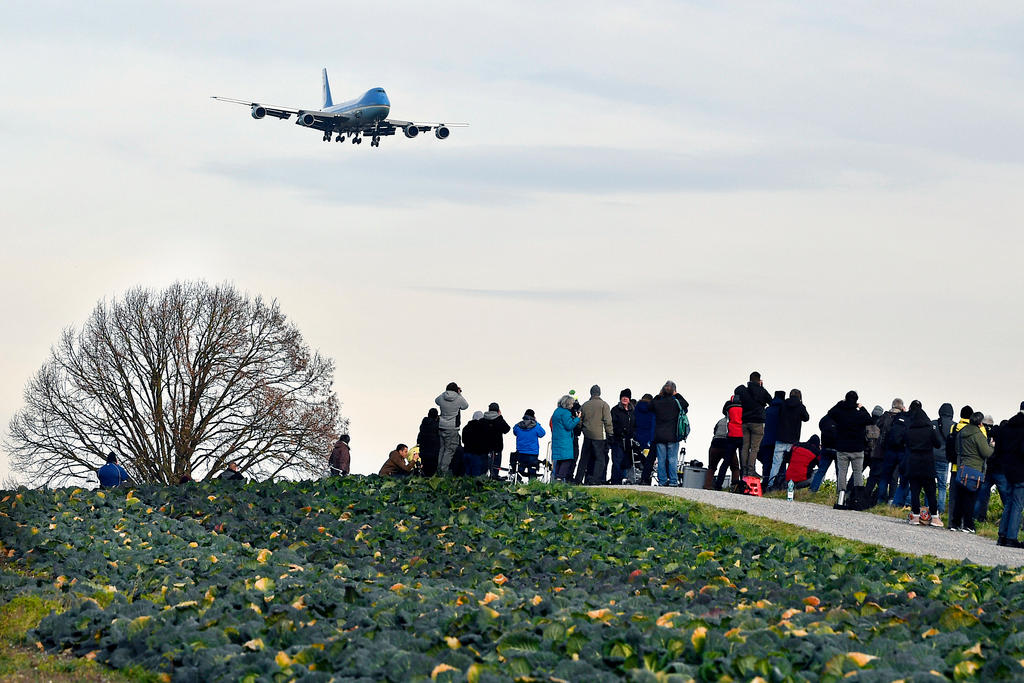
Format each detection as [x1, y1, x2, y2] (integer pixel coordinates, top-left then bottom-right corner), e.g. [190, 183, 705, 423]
[212, 68, 466, 147]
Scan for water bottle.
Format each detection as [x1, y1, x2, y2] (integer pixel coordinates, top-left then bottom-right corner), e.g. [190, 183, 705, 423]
[787, 480, 794, 501]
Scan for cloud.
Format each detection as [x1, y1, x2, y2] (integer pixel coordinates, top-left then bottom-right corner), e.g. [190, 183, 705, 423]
[412, 286, 621, 302]
[202, 142, 936, 207]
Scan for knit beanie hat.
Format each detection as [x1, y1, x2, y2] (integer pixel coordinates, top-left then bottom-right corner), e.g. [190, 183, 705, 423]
[472, 411, 484, 421]
[620, 388, 632, 400]
[524, 409, 535, 419]
[488, 402, 500, 412]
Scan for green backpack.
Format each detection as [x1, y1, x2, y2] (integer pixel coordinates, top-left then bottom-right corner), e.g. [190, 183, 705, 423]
[674, 397, 691, 442]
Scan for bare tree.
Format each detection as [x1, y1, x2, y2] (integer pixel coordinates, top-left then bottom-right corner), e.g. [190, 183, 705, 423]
[6, 281, 345, 486]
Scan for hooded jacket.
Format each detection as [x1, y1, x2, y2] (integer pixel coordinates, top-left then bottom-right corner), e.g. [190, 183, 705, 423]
[329, 439, 351, 475]
[931, 403, 954, 463]
[905, 408, 941, 476]
[763, 397, 785, 445]
[957, 423, 994, 472]
[776, 397, 810, 445]
[97, 462, 131, 488]
[634, 399, 656, 447]
[462, 417, 491, 455]
[999, 412, 1024, 484]
[786, 435, 821, 483]
[480, 412, 511, 453]
[819, 415, 839, 451]
[826, 398, 874, 452]
[735, 382, 772, 424]
[550, 406, 581, 461]
[435, 390, 469, 431]
[651, 393, 689, 444]
[513, 418, 546, 456]
[722, 397, 743, 438]
[580, 396, 613, 441]
[417, 416, 441, 456]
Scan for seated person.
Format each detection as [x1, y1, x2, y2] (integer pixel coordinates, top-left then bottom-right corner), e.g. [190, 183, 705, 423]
[785, 435, 821, 490]
[97, 452, 132, 489]
[219, 461, 245, 482]
[512, 409, 546, 479]
[379, 444, 414, 477]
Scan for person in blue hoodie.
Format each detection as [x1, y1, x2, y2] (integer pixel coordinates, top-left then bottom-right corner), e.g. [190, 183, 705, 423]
[634, 394, 657, 485]
[550, 396, 581, 482]
[759, 391, 786, 485]
[512, 409, 547, 478]
[97, 452, 131, 489]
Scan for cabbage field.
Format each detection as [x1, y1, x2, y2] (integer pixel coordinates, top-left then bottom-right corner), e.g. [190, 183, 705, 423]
[3, 477, 1024, 681]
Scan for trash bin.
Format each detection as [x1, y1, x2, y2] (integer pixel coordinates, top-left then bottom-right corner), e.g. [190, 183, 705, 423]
[681, 466, 706, 489]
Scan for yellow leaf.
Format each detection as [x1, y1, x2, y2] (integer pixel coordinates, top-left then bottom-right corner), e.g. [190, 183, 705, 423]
[188, 541, 198, 548]
[208, 555, 218, 564]
[253, 577, 273, 592]
[965, 642, 983, 657]
[291, 595, 307, 610]
[587, 608, 612, 621]
[275, 651, 293, 667]
[431, 663, 458, 680]
[244, 638, 264, 651]
[390, 583, 407, 592]
[85, 650, 99, 660]
[922, 628, 940, 639]
[479, 592, 499, 605]
[531, 595, 543, 606]
[257, 548, 272, 563]
[691, 626, 708, 651]
[803, 596, 821, 607]
[955, 660, 980, 677]
[696, 550, 715, 561]
[781, 608, 801, 620]
[445, 636, 461, 649]
[492, 573, 508, 586]
[847, 652, 878, 667]
[207, 495, 217, 501]
[656, 611, 680, 628]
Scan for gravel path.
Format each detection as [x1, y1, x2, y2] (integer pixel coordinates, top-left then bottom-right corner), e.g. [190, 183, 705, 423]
[606, 485, 1024, 569]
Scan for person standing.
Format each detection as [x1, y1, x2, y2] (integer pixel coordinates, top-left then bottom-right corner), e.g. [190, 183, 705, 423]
[949, 412, 994, 533]
[609, 389, 636, 485]
[873, 399, 908, 505]
[770, 389, 810, 490]
[705, 416, 739, 490]
[97, 452, 132, 489]
[650, 380, 689, 487]
[932, 403, 955, 515]
[997, 402, 1024, 547]
[512, 409, 546, 478]
[576, 386, 613, 485]
[810, 414, 838, 492]
[758, 391, 786, 485]
[904, 405, 943, 526]
[551, 395, 582, 483]
[974, 415, 1008, 523]
[461, 412, 491, 477]
[863, 406, 886, 501]
[435, 382, 469, 475]
[827, 391, 874, 497]
[634, 393, 657, 485]
[947, 405, 979, 518]
[735, 372, 772, 478]
[328, 435, 351, 477]
[416, 410, 441, 477]
[481, 403, 511, 479]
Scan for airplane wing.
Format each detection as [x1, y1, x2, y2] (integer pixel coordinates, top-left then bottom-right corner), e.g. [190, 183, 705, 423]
[386, 118, 469, 129]
[211, 96, 298, 120]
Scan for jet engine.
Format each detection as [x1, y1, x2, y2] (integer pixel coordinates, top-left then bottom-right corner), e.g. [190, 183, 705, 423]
[404, 125, 419, 139]
[297, 112, 316, 127]
[251, 105, 266, 119]
[434, 126, 450, 140]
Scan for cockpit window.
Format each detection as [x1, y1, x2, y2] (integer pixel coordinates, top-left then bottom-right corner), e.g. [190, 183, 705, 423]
[376, 89, 385, 93]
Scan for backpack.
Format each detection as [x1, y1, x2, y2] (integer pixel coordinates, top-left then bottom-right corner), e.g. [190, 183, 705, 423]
[836, 481, 873, 511]
[674, 397, 690, 442]
[885, 415, 908, 449]
[946, 426, 963, 462]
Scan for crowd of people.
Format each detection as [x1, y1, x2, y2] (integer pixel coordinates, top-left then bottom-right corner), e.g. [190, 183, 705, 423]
[354, 374, 1024, 550]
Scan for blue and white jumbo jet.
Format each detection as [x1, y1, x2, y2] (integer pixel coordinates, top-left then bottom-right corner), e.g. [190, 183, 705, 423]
[212, 68, 466, 147]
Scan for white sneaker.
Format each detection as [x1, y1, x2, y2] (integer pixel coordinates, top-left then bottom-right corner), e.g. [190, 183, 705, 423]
[930, 516, 944, 528]
[908, 513, 920, 525]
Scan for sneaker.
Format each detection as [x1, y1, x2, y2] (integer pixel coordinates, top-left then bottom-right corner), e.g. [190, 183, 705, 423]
[949, 526, 962, 533]
[919, 511, 932, 526]
[930, 516, 944, 528]
[908, 513, 920, 525]
[962, 527, 976, 534]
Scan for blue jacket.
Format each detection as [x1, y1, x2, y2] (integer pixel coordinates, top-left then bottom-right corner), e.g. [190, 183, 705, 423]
[634, 400, 656, 448]
[763, 398, 785, 445]
[550, 407, 580, 462]
[97, 463, 130, 488]
[513, 420, 547, 456]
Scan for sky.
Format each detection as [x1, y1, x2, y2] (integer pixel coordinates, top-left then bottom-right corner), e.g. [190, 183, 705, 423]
[2, 1, 1024, 482]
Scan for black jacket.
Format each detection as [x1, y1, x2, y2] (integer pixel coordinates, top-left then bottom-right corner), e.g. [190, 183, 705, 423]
[480, 414, 511, 453]
[735, 382, 772, 424]
[819, 415, 839, 451]
[1000, 413, 1024, 484]
[650, 393, 689, 444]
[610, 403, 635, 443]
[417, 416, 441, 456]
[462, 420, 491, 455]
[776, 398, 810, 444]
[826, 399, 873, 452]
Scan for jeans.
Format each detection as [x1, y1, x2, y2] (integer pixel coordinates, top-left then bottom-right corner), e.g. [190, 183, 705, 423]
[810, 450, 835, 492]
[515, 453, 540, 478]
[864, 458, 885, 502]
[935, 460, 949, 514]
[948, 465, 959, 517]
[554, 459, 575, 482]
[609, 439, 634, 485]
[740, 423, 765, 477]
[655, 442, 680, 486]
[975, 471, 1010, 522]
[950, 481, 979, 531]
[463, 452, 488, 477]
[769, 442, 792, 489]
[439, 430, 461, 475]
[836, 451, 864, 493]
[575, 438, 606, 485]
[998, 481, 1024, 540]
[874, 448, 903, 504]
[891, 450, 912, 506]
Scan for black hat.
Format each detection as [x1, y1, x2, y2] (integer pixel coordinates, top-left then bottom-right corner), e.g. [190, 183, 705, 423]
[620, 388, 632, 400]
[845, 390, 858, 403]
[1020, 401, 1024, 412]
[339, 434, 350, 443]
[960, 405, 974, 419]
[524, 409, 536, 418]
[106, 452, 118, 464]
[774, 390, 786, 400]
[488, 402, 500, 412]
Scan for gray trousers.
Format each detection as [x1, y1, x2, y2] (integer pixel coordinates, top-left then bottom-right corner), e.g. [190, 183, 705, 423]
[439, 429, 460, 475]
[836, 451, 864, 493]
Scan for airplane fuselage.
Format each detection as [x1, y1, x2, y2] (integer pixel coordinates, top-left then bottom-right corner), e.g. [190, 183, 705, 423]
[322, 88, 390, 126]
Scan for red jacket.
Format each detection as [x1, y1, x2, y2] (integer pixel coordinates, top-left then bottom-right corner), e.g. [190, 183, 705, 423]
[786, 446, 818, 482]
[723, 398, 743, 438]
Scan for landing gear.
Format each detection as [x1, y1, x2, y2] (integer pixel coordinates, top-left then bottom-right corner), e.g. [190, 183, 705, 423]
[370, 136, 380, 147]
[322, 132, 331, 142]
[351, 135, 361, 144]
[335, 134, 344, 142]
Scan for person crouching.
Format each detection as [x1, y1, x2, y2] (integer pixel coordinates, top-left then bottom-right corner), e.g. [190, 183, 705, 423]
[379, 444, 414, 477]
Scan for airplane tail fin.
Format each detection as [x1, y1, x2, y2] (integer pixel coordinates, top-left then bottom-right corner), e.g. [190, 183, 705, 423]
[322, 68, 333, 108]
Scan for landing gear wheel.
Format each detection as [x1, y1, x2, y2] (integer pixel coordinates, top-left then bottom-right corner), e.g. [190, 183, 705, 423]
[335, 134, 344, 142]
[371, 136, 381, 147]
